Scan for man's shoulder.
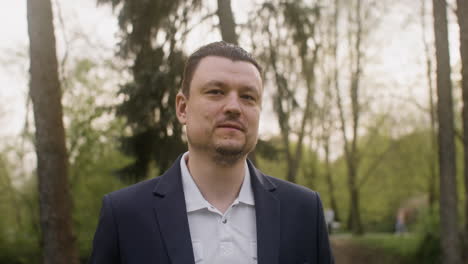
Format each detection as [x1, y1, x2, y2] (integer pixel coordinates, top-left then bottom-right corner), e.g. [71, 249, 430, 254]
[105, 156, 182, 204]
[258, 173, 325, 219]
[261, 173, 320, 201]
[105, 177, 161, 206]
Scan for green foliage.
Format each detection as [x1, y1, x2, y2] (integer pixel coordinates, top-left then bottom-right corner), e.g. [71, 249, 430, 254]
[411, 209, 441, 264]
[257, 153, 288, 181]
[0, 236, 40, 264]
[96, 0, 203, 183]
[282, 1, 320, 56]
[61, 56, 131, 258]
[250, 0, 322, 137]
[255, 139, 281, 161]
[71, 142, 128, 257]
[327, 127, 437, 232]
[0, 151, 41, 263]
[350, 233, 420, 263]
[96, 0, 188, 57]
[258, 123, 441, 236]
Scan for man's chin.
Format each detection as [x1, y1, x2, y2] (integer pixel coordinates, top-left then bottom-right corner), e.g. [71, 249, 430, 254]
[213, 145, 246, 166]
[214, 145, 244, 156]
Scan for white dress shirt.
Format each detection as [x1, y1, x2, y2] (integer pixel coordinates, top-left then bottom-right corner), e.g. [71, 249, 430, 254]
[180, 152, 257, 264]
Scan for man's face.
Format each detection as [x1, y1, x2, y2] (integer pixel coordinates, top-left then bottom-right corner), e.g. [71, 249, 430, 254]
[176, 56, 263, 161]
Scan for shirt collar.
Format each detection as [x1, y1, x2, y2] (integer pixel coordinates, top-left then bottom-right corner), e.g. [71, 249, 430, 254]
[180, 152, 255, 213]
[180, 152, 209, 212]
[238, 162, 255, 206]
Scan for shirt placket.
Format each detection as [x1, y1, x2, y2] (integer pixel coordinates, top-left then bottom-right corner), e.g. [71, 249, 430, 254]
[211, 201, 240, 264]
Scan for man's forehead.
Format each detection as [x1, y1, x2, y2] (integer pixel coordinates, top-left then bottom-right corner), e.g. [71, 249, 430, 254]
[196, 56, 261, 76]
[192, 57, 263, 94]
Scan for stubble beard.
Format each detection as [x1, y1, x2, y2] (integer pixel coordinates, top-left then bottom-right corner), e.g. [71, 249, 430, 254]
[213, 143, 246, 167]
[213, 131, 261, 166]
[188, 133, 257, 167]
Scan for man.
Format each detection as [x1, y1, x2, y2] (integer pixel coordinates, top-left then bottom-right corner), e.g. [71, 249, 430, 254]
[89, 41, 334, 264]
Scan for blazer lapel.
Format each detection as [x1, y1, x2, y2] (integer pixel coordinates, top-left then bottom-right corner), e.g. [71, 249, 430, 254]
[249, 161, 280, 264]
[153, 157, 195, 264]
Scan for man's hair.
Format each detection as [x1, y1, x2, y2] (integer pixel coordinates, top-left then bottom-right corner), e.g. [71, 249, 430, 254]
[181, 41, 263, 96]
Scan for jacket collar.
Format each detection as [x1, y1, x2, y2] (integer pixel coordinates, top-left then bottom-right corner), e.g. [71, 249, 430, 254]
[152, 155, 195, 264]
[248, 159, 280, 264]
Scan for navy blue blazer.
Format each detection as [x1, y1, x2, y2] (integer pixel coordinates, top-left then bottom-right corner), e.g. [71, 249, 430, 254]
[89, 156, 334, 264]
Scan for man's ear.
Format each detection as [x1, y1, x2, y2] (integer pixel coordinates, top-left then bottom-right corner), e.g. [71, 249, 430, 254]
[176, 92, 188, 124]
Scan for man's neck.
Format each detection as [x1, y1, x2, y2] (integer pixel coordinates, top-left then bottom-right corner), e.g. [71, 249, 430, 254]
[186, 150, 246, 213]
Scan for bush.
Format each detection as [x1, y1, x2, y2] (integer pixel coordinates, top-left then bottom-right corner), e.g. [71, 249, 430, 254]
[412, 208, 441, 264]
[0, 234, 40, 264]
[353, 233, 419, 262]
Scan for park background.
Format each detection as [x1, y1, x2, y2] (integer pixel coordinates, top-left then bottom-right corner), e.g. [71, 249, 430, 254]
[1, 0, 468, 263]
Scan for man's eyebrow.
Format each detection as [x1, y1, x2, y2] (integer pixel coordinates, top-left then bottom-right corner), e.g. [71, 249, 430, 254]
[201, 80, 227, 89]
[201, 80, 260, 95]
[241, 85, 259, 93]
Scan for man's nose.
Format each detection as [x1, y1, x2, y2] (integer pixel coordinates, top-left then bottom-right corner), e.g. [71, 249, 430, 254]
[223, 94, 241, 116]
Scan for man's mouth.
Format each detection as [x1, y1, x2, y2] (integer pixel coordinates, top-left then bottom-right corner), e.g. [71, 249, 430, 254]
[217, 122, 244, 131]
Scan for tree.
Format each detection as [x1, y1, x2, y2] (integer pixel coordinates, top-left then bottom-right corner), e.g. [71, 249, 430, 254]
[315, 0, 342, 222]
[60, 56, 129, 254]
[332, 0, 396, 235]
[420, 0, 439, 211]
[97, 0, 201, 182]
[216, 0, 238, 45]
[249, 1, 321, 184]
[334, 0, 365, 235]
[432, 0, 462, 263]
[26, 0, 79, 262]
[319, 117, 341, 222]
[456, 0, 468, 258]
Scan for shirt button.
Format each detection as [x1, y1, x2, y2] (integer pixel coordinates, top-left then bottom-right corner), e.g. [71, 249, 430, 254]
[222, 219, 227, 224]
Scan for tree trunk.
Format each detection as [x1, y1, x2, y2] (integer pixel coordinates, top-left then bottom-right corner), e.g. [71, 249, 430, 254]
[456, 0, 468, 259]
[348, 187, 362, 234]
[216, 0, 238, 45]
[333, 0, 365, 235]
[343, 0, 364, 236]
[324, 140, 340, 222]
[26, 0, 79, 263]
[421, 0, 439, 211]
[290, 45, 319, 184]
[267, 30, 294, 183]
[346, 157, 363, 235]
[432, 0, 462, 263]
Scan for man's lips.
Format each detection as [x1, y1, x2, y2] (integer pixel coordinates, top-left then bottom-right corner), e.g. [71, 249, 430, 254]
[216, 122, 245, 131]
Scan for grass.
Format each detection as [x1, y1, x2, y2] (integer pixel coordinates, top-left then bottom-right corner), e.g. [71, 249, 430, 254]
[331, 232, 421, 264]
[352, 233, 420, 258]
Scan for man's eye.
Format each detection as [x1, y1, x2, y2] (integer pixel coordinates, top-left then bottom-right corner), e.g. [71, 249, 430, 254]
[208, 90, 223, 95]
[242, 95, 256, 101]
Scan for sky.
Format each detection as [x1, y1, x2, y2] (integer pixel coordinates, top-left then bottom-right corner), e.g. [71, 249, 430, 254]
[0, 0, 118, 137]
[0, 0, 463, 141]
